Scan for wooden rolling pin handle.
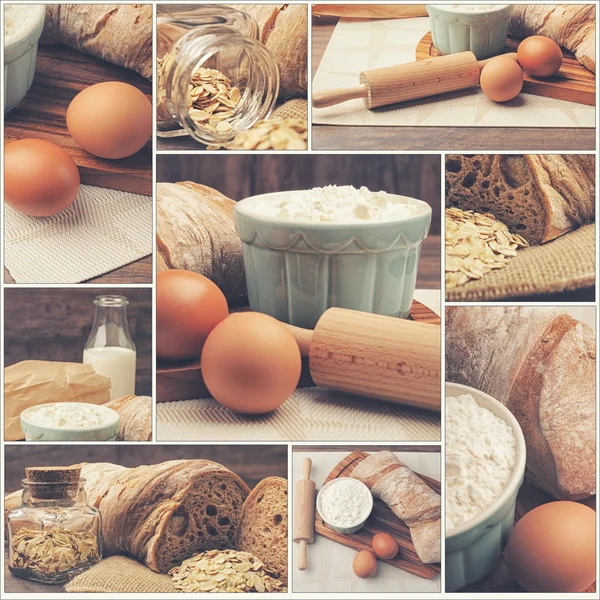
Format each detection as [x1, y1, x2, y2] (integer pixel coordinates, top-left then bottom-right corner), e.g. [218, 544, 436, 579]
[285, 324, 313, 356]
[477, 52, 518, 70]
[298, 539, 308, 571]
[303, 457, 312, 480]
[312, 85, 367, 108]
[293, 457, 316, 571]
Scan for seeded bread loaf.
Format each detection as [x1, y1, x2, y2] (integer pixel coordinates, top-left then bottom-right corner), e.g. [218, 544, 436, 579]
[446, 307, 596, 500]
[445, 155, 595, 244]
[5, 460, 250, 573]
[235, 477, 288, 584]
[351, 451, 441, 564]
[157, 182, 246, 304]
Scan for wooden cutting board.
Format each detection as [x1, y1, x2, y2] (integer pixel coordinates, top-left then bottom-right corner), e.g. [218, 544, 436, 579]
[462, 483, 596, 593]
[156, 299, 441, 402]
[4, 44, 152, 196]
[315, 450, 441, 579]
[416, 32, 595, 106]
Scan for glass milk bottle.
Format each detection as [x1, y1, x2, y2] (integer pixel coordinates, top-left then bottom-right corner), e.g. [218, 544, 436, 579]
[83, 295, 136, 400]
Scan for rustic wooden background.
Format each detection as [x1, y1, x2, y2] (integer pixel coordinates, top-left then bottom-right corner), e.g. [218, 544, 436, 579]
[4, 444, 288, 491]
[157, 154, 442, 234]
[4, 288, 152, 396]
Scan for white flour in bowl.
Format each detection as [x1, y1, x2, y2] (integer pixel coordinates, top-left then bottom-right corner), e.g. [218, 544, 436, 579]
[318, 478, 372, 527]
[4, 5, 41, 43]
[446, 393, 516, 530]
[242, 185, 420, 223]
[433, 5, 509, 13]
[24, 403, 114, 429]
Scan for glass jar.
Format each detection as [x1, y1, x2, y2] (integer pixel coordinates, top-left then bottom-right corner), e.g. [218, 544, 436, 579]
[157, 4, 279, 145]
[7, 479, 102, 583]
[83, 295, 136, 400]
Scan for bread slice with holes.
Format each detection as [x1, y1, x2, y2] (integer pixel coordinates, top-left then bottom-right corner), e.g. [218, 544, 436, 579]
[235, 477, 288, 584]
[445, 155, 595, 244]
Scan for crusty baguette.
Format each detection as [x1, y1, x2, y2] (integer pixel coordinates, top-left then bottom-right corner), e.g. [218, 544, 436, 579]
[510, 4, 595, 73]
[445, 155, 595, 244]
[104, 395, 152, 441]
[157, 182, 246, 304]
[42, 4, 153, 79]
[5, 460, 250, 574]
[235, 477, 288, 584]
[351, 451, 441, 564]
[446, 307, 596, 500]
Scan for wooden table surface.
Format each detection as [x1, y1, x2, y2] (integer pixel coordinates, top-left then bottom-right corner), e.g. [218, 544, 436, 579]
[311, 16, 595, 151]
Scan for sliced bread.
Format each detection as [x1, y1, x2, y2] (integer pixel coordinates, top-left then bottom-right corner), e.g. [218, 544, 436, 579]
[445, 154, 595, 244]
[235, 477, 288, 584]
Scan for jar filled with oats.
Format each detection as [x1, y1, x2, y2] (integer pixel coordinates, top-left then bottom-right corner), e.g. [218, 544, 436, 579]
[157, 5, 279, 145]
[7, 466, 102, 584]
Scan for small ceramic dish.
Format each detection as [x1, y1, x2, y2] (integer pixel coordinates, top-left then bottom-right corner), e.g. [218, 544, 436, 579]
[426, 4, 513, 59]
[316, 478, 373, 534]
[21, 403, 120, 442]
[234, 191, 432, 329]
[4, 4, 46, 112]
[445, 382, 526, 591]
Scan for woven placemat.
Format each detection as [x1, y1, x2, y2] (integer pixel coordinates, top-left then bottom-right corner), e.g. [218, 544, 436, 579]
[65, 556, 176, 593]
[272, 98, 308, 120]
[446, 224, 595, 302]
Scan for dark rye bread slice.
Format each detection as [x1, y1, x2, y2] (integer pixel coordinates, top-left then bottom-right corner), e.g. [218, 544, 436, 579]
[445, 155, 595, 244]
[235, 477, 288, 584]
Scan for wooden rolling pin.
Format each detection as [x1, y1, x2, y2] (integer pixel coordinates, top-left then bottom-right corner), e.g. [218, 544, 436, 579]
[288, 307, 440, 411]
[313, 52, 518, 108]
[313, 5, 427, 19]
[294, 458, 316, 571]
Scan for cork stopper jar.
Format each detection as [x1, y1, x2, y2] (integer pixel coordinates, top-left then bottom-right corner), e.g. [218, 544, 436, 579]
[7, 466, 102, 584]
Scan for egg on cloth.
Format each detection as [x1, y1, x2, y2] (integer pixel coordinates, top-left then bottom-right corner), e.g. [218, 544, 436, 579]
[372, 532, 399, 560]
[352, 550, 378, 578]
[67, 81, 152, 159]
[517, 36, 563, 77]
[506, 501, 596, 592]
[201, 312, 301, 414]
[480, 56, 524, 103]
[4, 138, 80, 216]
[157, 270, 229, 361]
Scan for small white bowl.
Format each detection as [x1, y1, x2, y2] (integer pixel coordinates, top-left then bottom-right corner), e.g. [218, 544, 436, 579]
[21, 403, 120, 442]
[316, 478, 373, 534]
[445, 382, 526, 592]
[4, 4, 46, 112]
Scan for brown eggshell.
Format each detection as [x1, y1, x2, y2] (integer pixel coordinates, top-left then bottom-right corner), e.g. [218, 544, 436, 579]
[352, 550, 378, 578]
[4, 138, 80, 217]
[517, 36, 563, 77]
[372, 532, 399, 560]
[506, 501, 596, 592]
[157, 270, 229, 361]
[480, 57, 524, 103]
[67, 81, 152, 159]
[201, 312, 301, 414]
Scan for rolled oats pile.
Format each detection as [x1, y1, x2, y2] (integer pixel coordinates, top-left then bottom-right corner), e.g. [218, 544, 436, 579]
[446, 207, 528, 288]
[169, 549, 286, 593]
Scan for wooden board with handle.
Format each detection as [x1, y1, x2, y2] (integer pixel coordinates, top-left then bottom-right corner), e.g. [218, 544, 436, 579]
[4, 45, 152, 196]
[315, 450, 441, 579]
[416, 32, 595, 107]
[156, 299, 440, 402]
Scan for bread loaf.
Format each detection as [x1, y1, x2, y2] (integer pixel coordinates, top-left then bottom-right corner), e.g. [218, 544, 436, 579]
[446, 307, 596, 500]
[5, 460, 250, 573]
[235, 477, 288, 584]
[351, 451, 441, 564]
[104, 395, 152, 441]
[509, 4, 596, 73]
[445, 155, 595, 244]
[42, 4, 153, 79]
[157, 182, 246, 304]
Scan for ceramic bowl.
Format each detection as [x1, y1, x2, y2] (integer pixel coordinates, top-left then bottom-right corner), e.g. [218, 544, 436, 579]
[234, 191, 432, 329]
[316, 478, 373, 534]
[21, 403, 120, 442]
[445, 382, 526, 591]
[4, 5, 46, 112]
[426, 4, 513, 59]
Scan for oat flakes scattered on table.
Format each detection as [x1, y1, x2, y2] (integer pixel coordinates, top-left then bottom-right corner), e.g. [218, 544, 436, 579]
[445, 207, 529, 289]
[169, 549, 286, 593]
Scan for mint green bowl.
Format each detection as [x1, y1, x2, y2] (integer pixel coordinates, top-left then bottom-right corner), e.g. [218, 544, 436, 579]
[234, 191, 432, 329]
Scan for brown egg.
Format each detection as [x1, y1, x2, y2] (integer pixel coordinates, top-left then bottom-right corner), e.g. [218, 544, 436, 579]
[4, 138, 80, 216]
[67, 82, 152, 159]
[480, 56, 524, 103]
[372, 532, 399, 560]
[157, 270, 229, 361]
[201, 312, 301, 414]
[352, 550, 378, 578]
[507, 501, 596, 592]
[518, 36, 563, 77]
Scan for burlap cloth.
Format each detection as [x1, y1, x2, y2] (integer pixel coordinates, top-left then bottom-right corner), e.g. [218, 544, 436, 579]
[272, 98, 307, 120]
[65, 556, 176, 593]
[446, 224, 595, 302]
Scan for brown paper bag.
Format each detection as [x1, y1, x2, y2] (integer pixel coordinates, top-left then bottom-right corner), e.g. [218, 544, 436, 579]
[4, 361, 111, 441]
